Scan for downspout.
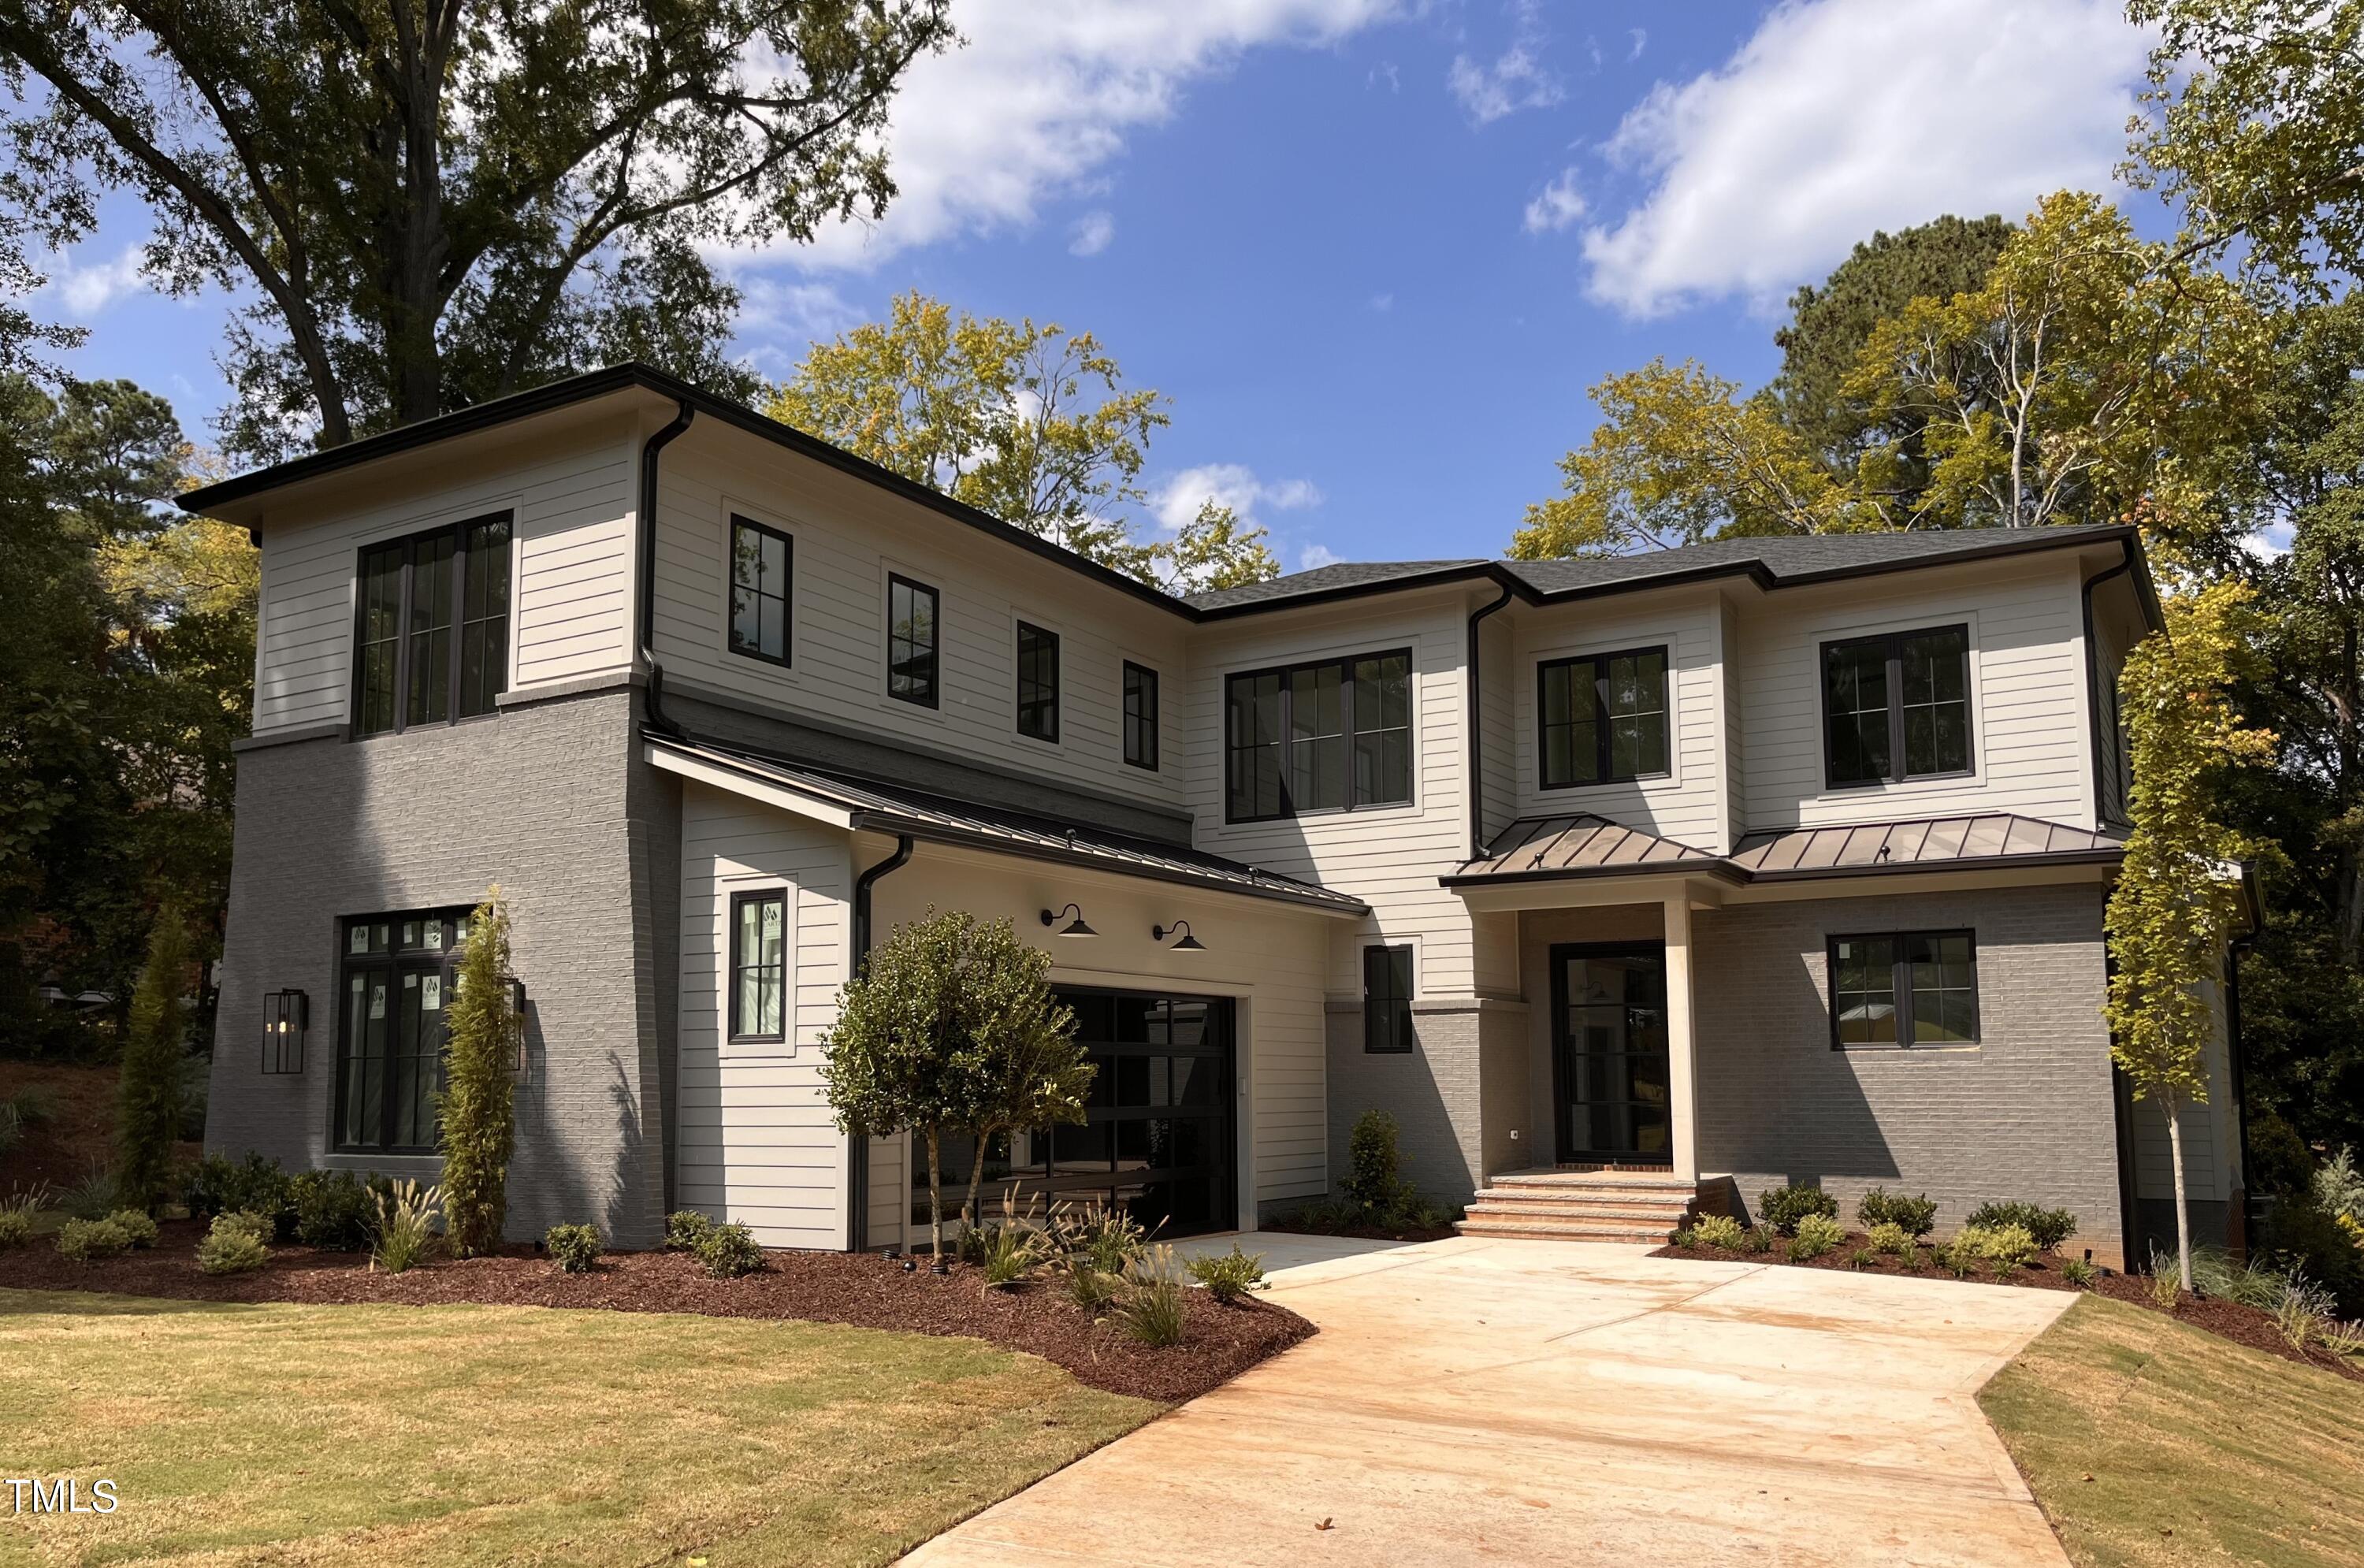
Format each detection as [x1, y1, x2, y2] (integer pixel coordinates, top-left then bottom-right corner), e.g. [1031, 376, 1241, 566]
[1466, 583, 1516, 860]
[2080, 559, 2132, 830]
[846, 833, 915, 1252]
[636, 400, 696, 738]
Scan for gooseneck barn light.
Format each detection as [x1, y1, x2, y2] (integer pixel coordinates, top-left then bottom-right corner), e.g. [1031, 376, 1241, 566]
[1039, 904, 1098, 938]
[1152, 921, 1206, 953]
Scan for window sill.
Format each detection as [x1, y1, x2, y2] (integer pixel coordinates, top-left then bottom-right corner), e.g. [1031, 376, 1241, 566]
[321, 1151, 442, 1176]
[1537, 771, 1674, 794]
[1832, 1042, 1982, 1055]
[1819, 767, 1979, 795]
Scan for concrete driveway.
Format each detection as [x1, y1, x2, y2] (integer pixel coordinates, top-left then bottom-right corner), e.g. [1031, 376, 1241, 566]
[905, 1234, 2074, 1567]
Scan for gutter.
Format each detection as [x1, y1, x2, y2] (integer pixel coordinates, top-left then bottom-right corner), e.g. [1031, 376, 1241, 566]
[1465, 584, 1516, 860]
[636, 401, 696, 738]
[846, 834, 916, 1254]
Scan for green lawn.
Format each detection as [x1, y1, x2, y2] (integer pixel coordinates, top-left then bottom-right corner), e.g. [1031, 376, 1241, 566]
[1979, 1295, 2364, 1567]
[0, 1288, 1155, 1566]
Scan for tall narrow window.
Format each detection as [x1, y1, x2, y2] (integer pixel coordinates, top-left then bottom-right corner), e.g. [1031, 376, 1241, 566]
[1017, 621, 1060, 741]
[1123, 661, 1159, 770]
[1828, 929, 1978, 1048]
[1540, 646, 1668, 790]
[351, 514, 511, 739]
[1822, 625, 1970, 786]
[334, 908, 466, 1151]
[730, 890, 787, 1044]
[727, 515, 792, 667]
[1224, 648, 1413, 822]
[1363, 944, 1414, 1053]
[886, 574, 939, 707]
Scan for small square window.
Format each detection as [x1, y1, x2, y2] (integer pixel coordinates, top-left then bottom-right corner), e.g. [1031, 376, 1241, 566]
[1829, 929, 1978, 1048]
[1363, 944, 1414, 1053]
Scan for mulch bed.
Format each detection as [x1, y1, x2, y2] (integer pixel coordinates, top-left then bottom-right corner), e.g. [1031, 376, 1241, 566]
[0, 1219, 1315, 1404]
[1258, 1214, 1459, 1243]
[1653, 1231, 2364, 1384]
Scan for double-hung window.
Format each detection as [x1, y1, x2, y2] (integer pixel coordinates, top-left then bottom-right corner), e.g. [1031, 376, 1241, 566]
[728, 515, 792, 667]
[729, 890, 787, 1045]
[1224, 648, 1412, 822]
[1362, 944, 1415, 1053]
[1123, 661, 1159, 770]
[1538, 646, 1669, 789]
[1828, 930, 1979, 1047]
[335, 909, 470, 1151]
[887, 574, 939, 707]
[353, 514, 511, 738]
[1017, 622, 1060, 742]
[1822, 625, 1971, 787]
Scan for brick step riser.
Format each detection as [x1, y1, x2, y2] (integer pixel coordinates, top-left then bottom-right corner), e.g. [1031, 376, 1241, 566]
[1455, 1221, 1671, 1242]
[1466, 1208, 1691, 1226]
[1489, 1178, 1701, 1195]
[1473, 1188, 1694, 1206]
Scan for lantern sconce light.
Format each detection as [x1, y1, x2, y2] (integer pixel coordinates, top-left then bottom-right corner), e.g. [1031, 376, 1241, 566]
[1039, 903, 1098, 938]
[1152, 920, 1206, 953]
[261, 989, 307, 1075]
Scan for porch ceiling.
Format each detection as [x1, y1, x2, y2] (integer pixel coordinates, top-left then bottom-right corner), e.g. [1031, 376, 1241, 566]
[1444, 811, 2127, 891]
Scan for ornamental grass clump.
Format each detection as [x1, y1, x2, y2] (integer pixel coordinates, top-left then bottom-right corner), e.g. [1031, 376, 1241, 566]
[1117, 1246, 1188, 1347]
[545, 1223, 601, 1274]
[1757, 1183, 1839, 1237]
[2060, 1255, 2100, 1288]
[697, 1222, 764, 1279]
[1185, 1243, 1267, 1304]
[1788, 1213, 1845, 1261]
[371, 1180, 441, 1274]
[1857, 1188, 1938, 1238]
[197, 1211, 271, 1275]
[0, 1187, 42, 1250]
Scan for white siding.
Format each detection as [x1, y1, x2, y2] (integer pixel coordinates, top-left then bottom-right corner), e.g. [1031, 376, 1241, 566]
[1510, 590, 1729, 852]
[673, 782, 855, 1249]
[1735, 558, 2095, 832]
[1189, 592, 1480, 998]
[648, 425, 1191, 812]
[248, 420, 636, 734]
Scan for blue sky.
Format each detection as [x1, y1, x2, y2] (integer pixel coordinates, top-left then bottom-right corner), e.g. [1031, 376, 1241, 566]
[39, 0, 2160, 569]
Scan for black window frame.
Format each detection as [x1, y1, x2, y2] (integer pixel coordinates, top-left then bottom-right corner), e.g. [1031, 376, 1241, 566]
[886, 574, 939, 709]
[349, 512, 512, 740]
[1819, 623, 1973, 789]
[1016, 620, 1061, 743]
[332, 906, 472, 1153]
[1825, 927, 1980, 1050]
[1537, 645, 1672, 790]
[1223, 646, 1414, 823]
[727, 888, 788, 1046]
[727, 514, 794, 670]
[1362, 944, 1415, 1054]
[1123, 660, 1160, 771]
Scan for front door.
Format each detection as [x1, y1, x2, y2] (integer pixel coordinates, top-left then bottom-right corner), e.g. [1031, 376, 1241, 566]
[1552, 943, 1672, 1165]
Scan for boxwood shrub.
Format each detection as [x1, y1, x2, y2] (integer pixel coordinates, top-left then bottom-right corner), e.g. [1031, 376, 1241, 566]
[1757, 1183, 1840, 1237]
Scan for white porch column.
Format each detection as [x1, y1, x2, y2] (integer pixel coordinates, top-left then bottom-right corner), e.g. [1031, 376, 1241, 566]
[1663, 891, 1701, 1183]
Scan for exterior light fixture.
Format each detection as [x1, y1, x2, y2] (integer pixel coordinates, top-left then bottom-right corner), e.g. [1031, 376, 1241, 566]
[1039, 904, 1098, 938]
[1152, 921, 1206, 953]
[261, 989, 307, 1074]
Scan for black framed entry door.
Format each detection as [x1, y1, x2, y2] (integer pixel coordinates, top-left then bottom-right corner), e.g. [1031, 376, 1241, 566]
[1551, 942, 1673, 1165]
[913, 987, 1238, 1240]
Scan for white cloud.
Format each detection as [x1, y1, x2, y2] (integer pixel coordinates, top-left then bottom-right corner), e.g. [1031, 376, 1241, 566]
[1368, 291, 1394, 312]
[1297, 543, 1344, 571]
[1626, 28, 1646, 61]
[769, 0, 1399, 271]
[1577, 0, 2151, 316]
[1446, 0, 1563, 125]
[49, 242, 151, 318]
[734, 278, 867, 345]
[1068, 210, 1117, 256]
[1522, 167, 1586, 233]
[1152, 461, 1322, 532]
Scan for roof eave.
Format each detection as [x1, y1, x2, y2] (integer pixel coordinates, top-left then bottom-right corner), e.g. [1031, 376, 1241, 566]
[1441, 845, 2127, 890]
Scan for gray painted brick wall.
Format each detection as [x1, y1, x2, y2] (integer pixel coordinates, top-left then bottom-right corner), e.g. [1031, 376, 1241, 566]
[1693, 883, 2125, 1266]
[1325, 998, 1526, 1205]
[207, 688, 675, 1248]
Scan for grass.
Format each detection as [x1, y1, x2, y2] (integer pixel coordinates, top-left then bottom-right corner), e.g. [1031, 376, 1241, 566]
[0, 1287, 1156, 1566]
[1979, 1295, 2364, 1567]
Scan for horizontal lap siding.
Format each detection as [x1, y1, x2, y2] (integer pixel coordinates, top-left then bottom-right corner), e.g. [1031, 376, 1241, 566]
[1738, 560, 2095, 832]
[647, 429, 1188, 813]
[1188, 596, 1480, 998]
[674, 782, 853, 1249]
[1510, 592, 1728, 852]
[251, 422, 635, 734]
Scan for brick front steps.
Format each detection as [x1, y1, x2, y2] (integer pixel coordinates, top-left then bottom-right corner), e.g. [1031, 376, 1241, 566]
[1455, 1169, 1700, 1243]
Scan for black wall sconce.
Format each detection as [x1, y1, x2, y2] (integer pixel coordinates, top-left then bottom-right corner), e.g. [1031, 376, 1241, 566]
[261, 988, 307, 1074]
[1152, 920, 1206, 953]
[1039, 904, 1098, 938]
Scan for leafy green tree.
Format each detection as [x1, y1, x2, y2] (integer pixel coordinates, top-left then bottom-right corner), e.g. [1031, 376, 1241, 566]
[820, 908, 1091, 1269]
[0, 0, 956, 457]
[113, 903, 190, 1209]
[2106, 579, 2277, 1290]
[438, 888, 520, 1258]
[771, 291, 1281, 593]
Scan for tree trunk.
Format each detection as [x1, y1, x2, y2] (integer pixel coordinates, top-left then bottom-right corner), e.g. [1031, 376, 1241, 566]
[2166, 1092, 2194, 1293]
[925, 1128, 946, 1273]
[962, 1124, 993, 1250]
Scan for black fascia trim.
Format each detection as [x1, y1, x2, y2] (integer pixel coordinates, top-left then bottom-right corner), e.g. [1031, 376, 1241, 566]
[1439, 857, 1745, 890]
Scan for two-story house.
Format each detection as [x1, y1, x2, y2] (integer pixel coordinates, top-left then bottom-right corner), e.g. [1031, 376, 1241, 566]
[187, 364, 2248, 1272]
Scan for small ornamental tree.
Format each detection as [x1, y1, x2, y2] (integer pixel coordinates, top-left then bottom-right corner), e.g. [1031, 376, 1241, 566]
[438, 887, 521, 1258]
[2105, 579, 2275, 1291]
[821, 908, 1092, 1269]
[115, 905, 191, 1212]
